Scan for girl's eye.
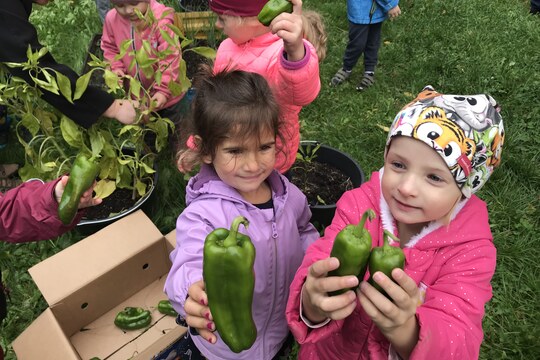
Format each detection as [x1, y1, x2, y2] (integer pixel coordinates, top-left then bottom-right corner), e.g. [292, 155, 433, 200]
[260, 144, 273, 151]
[391, 161, 405, 170]
[227, 149, 242, 155]
[427, 174, 443, 182]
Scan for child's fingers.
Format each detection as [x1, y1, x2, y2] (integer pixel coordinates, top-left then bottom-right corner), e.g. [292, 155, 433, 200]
[290, 0, 303, 15]
[308, 257, 340, 278]
[391, 268, 420, 303]
[194, 328, 217, 345]
[319, 290, 357, 318]
[187, 280, 208, 306]
[357, 280, 391, 318]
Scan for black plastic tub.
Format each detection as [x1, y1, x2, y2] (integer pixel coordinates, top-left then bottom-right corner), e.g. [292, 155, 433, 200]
[292, 141, 364, 229]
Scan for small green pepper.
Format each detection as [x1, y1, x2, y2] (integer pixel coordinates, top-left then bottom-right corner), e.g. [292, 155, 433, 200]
[114, 307, 152, 331]
[203, 216, 257, 353]
[328, 209, 376, 296]
[157, 299, 178, 317]
[257, 0, 293, 26]
[58, 153, 100, 225]
[368, 230, 405, 299]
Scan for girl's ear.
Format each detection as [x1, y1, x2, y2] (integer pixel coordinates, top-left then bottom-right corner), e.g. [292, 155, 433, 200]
[197, 136, 213, 164]
[202, 155, 212, 164]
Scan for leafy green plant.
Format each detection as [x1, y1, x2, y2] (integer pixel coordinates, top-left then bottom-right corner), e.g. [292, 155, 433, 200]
[0, 8, 215, 202]
[295, 141, 320, 163]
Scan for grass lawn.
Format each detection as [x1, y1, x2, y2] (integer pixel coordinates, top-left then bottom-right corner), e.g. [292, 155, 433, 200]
[1, 0, 539, 358]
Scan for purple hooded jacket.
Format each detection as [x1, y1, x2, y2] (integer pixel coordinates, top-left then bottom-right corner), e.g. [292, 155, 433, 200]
[164, 165, 319, 360]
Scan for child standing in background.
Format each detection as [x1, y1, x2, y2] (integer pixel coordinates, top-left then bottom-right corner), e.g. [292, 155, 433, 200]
[205, 0, 322, 173]
[165, 68, 319, 360]
[330, 0, 401, 91]
[101, 0, 185, 125]
[286, 86, 505, 359]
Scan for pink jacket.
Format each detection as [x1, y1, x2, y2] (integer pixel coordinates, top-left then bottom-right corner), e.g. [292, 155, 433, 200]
[286, 171, 496, 359]
[213, 33, 321, 173]
[0, 179, 80, 243]
[101, 0, 183, 109]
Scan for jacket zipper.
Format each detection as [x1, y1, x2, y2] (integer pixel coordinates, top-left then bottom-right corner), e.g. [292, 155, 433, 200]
[261, 221, 279, 359]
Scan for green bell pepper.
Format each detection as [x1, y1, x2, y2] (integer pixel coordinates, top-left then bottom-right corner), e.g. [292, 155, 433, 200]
[368, 230, 405, 299]
[258, 0, 293, 26]
[328, 209, 375, 296]
[57, 153, 100, 225]
[203, 216, 257, 353]
[157, 299, 178, 317]
[114, 307, 152, 330]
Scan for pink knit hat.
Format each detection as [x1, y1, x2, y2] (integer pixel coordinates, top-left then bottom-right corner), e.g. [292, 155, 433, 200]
[209, 0, 268, 16]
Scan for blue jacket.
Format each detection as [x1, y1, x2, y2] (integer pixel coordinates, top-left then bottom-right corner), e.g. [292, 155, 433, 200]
[348, 0, 399, 24]
[165, 164, 319, 360]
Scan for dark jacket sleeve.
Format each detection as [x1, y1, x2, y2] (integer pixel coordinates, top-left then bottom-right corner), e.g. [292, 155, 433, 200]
[0, 0, 114, 128]
[0, 179, 81, 243]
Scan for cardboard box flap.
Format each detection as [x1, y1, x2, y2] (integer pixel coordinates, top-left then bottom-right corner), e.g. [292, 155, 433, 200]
[28, 210, 163, 306]
[12, 308, 80, 360]
[165, 229, 176, 253]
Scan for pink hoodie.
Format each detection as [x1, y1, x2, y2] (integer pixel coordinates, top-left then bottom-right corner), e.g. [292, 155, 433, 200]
[286, 171, 496, 359]
[101, 0, 183, 109]
[213, 32, 321, 173]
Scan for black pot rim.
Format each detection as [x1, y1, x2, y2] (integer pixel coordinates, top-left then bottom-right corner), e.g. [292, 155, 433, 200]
[77, 183, 156, 226]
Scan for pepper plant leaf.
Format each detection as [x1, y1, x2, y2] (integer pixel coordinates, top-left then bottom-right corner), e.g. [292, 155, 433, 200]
[94, 179, 116, 199]
[55, 70, 73, 103]
[60, 115, 83, 148]
[74, 71, 92, 101]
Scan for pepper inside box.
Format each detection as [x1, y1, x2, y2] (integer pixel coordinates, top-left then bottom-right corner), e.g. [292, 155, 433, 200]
[12, 210, 186, 360]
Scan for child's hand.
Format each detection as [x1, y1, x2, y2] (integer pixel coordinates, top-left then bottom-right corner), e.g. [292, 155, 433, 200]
[269, 0, 305, 62]
[54, 176, 102, 209]
[358, 268, 420, 357]
[113, 69, 125, 77]
[301, 257, 359, 324]
[388, 5, 401, 20]
[151, 92, 167, 110]
[184, 280, 217, 345]
[103, 99, 140, 125]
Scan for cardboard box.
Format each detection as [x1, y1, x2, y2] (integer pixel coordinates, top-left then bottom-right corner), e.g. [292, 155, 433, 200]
[12, 210, 186, 360]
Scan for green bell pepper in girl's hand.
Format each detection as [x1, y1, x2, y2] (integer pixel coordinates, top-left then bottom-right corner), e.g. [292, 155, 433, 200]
[114, 307, 152, 330]
[258, 0, 293, 26]
[57, 153, 100, 225]
[203, 216, 257, 353]
[368, 230, 405, 299]
[328, 209, 376, 296]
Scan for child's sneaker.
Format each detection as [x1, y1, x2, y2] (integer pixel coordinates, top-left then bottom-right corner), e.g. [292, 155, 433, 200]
[330, 68, 352, 86]
[356, 72, 375, 92]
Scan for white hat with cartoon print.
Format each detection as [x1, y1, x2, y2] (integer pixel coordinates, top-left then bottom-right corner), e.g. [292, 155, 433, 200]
[386, 86, 505, 198]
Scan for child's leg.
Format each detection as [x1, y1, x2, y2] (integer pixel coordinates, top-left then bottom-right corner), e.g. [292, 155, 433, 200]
[342, 22, 371, 71]
[363, 22, 383, 74]
[330, 22, 370, 86]
[356, 22, 383, 91]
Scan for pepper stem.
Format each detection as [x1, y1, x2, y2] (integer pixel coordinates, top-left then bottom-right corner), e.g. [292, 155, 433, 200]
[223, 216, 249, 247]
[355, 209, 376, 235]
[383, 230, 400, 248]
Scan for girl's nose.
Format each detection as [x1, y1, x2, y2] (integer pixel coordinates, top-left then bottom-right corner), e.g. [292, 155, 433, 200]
[243, 152, 259, 172]
[397, 175, 418, 197]
[214, 19, 223, 30]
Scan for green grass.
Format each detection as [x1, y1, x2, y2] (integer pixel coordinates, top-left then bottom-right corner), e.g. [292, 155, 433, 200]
[1, 0, 540, 358]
